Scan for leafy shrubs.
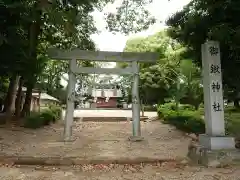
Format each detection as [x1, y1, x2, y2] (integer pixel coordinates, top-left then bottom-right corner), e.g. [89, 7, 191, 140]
[158, 102, 240, 137]
[225, 110, 240, 137]
[157, 103, 205, 134]
[24, 106, 62, 129]
[49, 105, 62, 123]
[39, 110, 55, 125]
[24, 113, 46, 129]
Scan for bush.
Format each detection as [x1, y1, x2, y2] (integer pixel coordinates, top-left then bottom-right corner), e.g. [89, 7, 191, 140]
[179, 104, 195, 111]
[158, 102, 195, 112]
[24, 113, 45, 129]
[49, 105, 62, 122]
[167, 110, 205, 134]
[225, 111, 240, 136]
[24, 106, 62, 129]
[157, 102, 177, 118]
[157, 103, 205, 134]
[39, 110, 55, 125]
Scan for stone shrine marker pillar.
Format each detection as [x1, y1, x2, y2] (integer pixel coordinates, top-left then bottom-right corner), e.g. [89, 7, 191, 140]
[200, 41, 235, 150]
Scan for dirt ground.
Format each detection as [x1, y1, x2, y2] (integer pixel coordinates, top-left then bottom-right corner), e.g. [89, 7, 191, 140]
[0, 121, 189, 160]
[0, 120, 240, 179]
[0, 164, 240, 180]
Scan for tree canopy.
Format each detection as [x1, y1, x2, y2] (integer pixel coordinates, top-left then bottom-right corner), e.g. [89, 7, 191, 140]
[119, 31, 180, 104]
[0, 0, 158, 117]
[166, 0, 240, 103]
[117, 30, 203, 110]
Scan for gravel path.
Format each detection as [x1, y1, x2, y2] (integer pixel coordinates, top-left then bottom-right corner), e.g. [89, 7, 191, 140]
[0, 164, 240, 180]
[0, 119, 239, 179]
[0, 121, 189, 160]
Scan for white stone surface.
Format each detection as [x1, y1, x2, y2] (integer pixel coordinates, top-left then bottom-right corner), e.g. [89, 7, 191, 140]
[62, 110, 157, 118]
[201, 41, 225, 136]
[199, 134, 235, 150]
[92, 89, 122, 97]
[201, 41, 235, 151]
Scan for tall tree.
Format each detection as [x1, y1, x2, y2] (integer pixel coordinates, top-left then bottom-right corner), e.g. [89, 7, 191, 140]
[166, 0, 240, 107]
[1, 0, 158, 117]
[118, 31, 181, 105]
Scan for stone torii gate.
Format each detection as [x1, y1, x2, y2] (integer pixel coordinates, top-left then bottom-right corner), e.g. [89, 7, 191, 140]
[48, 49, 158, 141]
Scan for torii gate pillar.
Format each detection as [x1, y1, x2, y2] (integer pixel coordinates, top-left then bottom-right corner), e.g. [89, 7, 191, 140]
[129, 61, 143, 141]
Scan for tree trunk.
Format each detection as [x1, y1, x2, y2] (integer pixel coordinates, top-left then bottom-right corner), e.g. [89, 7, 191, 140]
[194, 104, 199, 110]
[21, 82, 34, 117]
[141, 106, 145, 117]
[15, 77, 24, 119]
[4, 75, 19, 123]
[3, 75, 17, 112]
[11, 76, 20, 112]
[140, 99, 144, 117]
[21, 2, 41, 117]
[234, 99, 240, 109]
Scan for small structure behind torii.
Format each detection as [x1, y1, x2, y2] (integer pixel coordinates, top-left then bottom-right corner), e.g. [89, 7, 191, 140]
[48, 49, 158, 141]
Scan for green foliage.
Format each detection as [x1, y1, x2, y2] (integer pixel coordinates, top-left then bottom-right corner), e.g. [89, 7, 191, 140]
[179, 60, 203, 109]
[119, 31, 181, 105]
[157, 103, 205, 134]
[166, 0, 240, 102]
[24, 113, 45, 129]
[223, 107, 240, 136]
[166, 111, 204, 134]
[179, 104, 196, 111]
[105, 0, 156, 34]
[39, 109, 55, 125]
[24, 106, 62, 129]
[119, 30, 203, 107]
[158, 102, 240, 137]
[49, 105, 62, 122]
[225, 114, 240, 137]
[1, 0, 157, 115]
[0, 76, 9, 95]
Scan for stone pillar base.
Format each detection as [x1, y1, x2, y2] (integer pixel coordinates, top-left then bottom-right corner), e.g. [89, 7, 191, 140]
[188, 135, 240, 167]
[63, 137, 76, 142]
[199, 134, 235, 150]
[128, 136, 144, 142]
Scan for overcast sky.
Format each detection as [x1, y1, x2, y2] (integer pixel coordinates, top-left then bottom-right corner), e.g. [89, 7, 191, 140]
[91, 0, 191, 52]
[60, 0, 191, 86]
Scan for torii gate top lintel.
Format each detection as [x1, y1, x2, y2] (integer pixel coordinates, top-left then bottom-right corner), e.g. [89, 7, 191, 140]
[48, 48, 158, 62]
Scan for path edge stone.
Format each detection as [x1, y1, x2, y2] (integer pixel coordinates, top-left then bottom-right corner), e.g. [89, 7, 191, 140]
[0, 156, 186, 166]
